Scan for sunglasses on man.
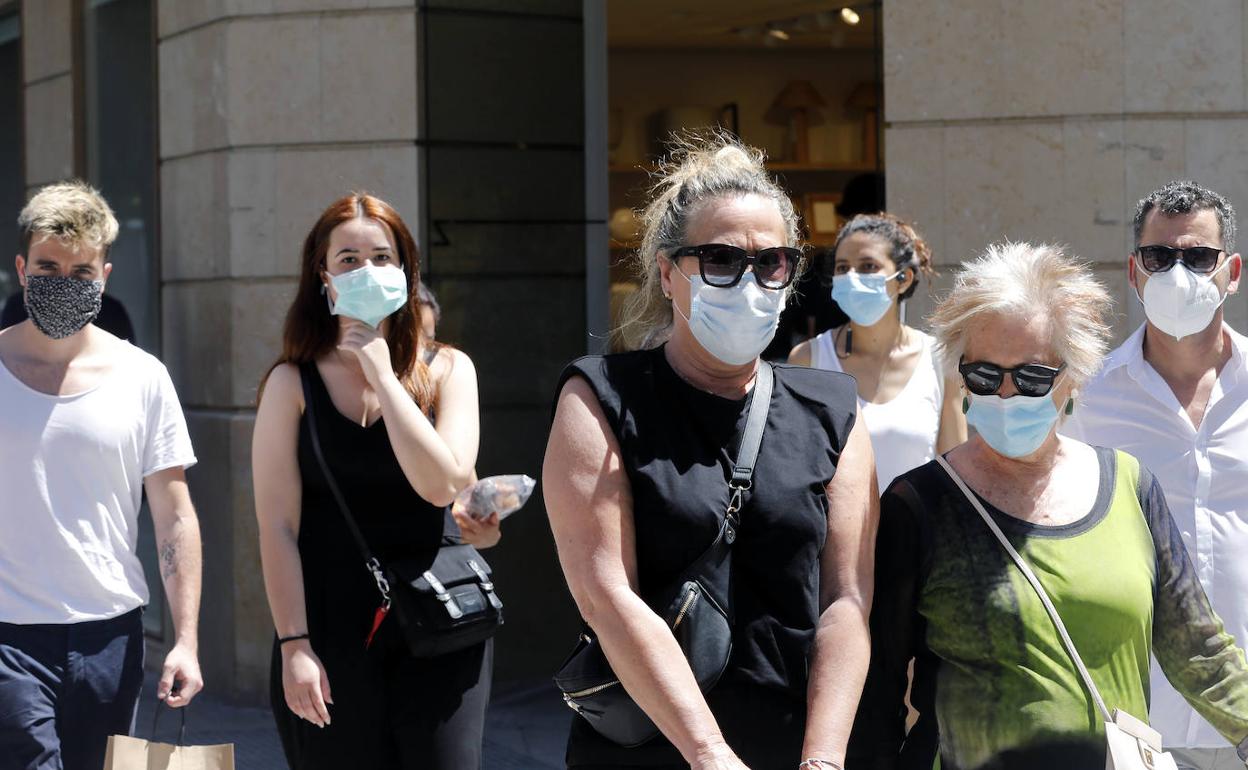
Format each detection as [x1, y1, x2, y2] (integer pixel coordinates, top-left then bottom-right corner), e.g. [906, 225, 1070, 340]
[670, 243, 803, 289]
[1134, 245, 1224, 275]
[958, 359, 1066, 397]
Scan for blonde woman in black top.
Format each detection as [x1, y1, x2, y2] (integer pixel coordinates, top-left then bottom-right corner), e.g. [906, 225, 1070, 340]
[545, 136, 878, 770]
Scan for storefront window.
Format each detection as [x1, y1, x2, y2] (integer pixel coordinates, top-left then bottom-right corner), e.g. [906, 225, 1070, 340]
[81, 0, 163, 637]
[81, 0, 158, 351]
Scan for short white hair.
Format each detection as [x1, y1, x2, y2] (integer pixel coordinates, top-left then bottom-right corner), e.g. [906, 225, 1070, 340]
[929, 241, 1112, 387]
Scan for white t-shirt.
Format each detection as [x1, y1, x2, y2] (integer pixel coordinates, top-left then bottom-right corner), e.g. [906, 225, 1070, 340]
[0, 342, 197, 624]
[811, 328, 944, 490]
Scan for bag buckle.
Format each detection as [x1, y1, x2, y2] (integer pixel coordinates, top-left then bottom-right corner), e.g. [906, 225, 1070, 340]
[366, 557, 392, 609]
[467, 559, 493, 591]
[468, 559, 505, 611]
[423, 570, 464, 619]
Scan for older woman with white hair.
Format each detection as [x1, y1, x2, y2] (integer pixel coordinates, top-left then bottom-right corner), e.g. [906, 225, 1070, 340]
[846, 242, 1248, 770]
[545, 136, 877, 770]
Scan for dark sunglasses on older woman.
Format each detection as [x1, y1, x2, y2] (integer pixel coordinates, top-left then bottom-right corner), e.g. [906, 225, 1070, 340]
[959, 359, 1066, 397]
[1135, 244, 1223, 274]
[671, 243, 802, 289]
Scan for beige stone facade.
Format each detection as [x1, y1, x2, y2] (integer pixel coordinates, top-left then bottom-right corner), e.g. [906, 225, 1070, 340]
[157, 1, 423, 700]
[885, 0, 1248, 342]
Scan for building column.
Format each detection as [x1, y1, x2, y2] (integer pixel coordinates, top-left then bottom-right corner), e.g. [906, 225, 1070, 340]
[21, 0, 74, 193]
[883, 0, 1248, 341]
[156, 0, 419, 700]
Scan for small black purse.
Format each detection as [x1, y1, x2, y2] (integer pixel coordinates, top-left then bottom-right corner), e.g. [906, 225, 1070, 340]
[552, 362, 773, 746]
[300, 365, 503, 657]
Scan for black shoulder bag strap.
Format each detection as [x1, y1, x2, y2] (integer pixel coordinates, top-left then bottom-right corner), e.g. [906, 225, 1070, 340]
[725, 361, 773, 538]
[675, 361, 773, 602]
[299, 364, 393, 611]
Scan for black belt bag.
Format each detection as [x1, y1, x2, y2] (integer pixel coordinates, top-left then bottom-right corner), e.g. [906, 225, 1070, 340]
[300, 365, 503, 658]
[552, 362, 773, 746]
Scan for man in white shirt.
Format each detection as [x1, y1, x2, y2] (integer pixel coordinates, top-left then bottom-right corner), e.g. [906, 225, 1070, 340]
[1064, 180, 1248, 770]
[0, 182, 204, 770]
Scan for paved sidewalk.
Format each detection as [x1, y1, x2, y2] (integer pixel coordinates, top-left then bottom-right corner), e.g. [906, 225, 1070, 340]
[136, 673, 569, 769]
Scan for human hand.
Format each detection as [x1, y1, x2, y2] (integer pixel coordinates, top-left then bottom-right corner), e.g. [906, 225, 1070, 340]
[158, 642, 204, 708]
[338, 319, 392, 388]
[282, 640, 333, 728]
[453, 509, 501, 549]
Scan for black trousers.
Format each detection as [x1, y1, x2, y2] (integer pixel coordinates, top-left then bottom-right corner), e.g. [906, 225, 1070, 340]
[271, 627, 493, 770]
[0, 609, 145, 770]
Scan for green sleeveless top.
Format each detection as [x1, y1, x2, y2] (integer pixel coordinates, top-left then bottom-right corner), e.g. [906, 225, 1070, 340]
[849, 447, 1248, 770]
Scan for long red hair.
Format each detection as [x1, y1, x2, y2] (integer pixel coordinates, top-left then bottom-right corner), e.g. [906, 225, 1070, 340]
[260, 192, 439, 411]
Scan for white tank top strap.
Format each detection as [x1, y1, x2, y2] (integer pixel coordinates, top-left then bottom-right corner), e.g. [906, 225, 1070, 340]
[809, 328, 842, 373]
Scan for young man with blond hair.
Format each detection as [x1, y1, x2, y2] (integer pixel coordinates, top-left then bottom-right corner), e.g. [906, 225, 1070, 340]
[0, 181, 203, 770]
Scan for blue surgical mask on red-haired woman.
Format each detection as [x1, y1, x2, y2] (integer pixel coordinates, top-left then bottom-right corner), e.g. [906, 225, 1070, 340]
[328, 263, 408, 328]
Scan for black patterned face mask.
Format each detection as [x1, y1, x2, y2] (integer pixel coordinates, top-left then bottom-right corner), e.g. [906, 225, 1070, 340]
[23, 275, 105, 340]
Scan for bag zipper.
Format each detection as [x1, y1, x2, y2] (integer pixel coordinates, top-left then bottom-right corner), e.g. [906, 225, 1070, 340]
[563, 678, 621, 709]
[671, 585, 699, 630]
[564, 585, 699, 708]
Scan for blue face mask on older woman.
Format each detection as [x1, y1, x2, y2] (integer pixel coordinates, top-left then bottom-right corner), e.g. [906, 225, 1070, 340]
[959, 360, 1068, 458]
[964, 393, 1061, 458]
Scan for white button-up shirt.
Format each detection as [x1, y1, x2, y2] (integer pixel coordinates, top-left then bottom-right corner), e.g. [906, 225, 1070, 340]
[1063, 323, 1248, 749]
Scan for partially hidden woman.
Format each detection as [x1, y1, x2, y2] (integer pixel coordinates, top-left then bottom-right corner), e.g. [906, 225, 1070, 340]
[846, 242, 1248, 770]
[544, 136, 879, 770]
[789, 213, 965, 490]
[252, 193, 489, 769]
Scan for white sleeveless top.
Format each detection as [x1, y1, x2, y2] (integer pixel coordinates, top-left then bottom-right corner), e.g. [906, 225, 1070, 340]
[810, 328, 944, 491]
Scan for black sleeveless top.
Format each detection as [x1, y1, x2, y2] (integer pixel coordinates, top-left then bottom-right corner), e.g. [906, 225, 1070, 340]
[295, 363, 446, 650]
[558, 346, 858, 765]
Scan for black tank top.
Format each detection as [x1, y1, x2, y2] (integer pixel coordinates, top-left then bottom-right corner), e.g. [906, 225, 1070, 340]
[296, 363, 446, 650]
[558, 345, 858, 765]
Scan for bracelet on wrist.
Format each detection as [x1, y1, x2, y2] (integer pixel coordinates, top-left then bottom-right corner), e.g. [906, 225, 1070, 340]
[278, 633, 310, 645]
[799, 760, 843, 770]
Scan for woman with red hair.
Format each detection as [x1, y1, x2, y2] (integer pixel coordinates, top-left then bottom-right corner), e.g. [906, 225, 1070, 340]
[252, 193, 487, 768]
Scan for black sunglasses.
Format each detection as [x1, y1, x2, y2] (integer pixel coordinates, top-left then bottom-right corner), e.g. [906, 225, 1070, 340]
[670, 243, 802, 289]
[958, 359, 1066, 397]
[1135, 245, 1224, 275]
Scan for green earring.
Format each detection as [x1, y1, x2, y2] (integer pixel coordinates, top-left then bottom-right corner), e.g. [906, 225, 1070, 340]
[1065, 398, 1074, 416]
[962, 396, 970, 414]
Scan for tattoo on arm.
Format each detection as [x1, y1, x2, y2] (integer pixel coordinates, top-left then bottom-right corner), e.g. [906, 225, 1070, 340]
[159, 538, 179, 580]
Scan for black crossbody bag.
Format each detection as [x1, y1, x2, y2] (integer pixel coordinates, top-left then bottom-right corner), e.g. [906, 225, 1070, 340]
[300, 365, 503, 657]
[552, 361, 773, 746]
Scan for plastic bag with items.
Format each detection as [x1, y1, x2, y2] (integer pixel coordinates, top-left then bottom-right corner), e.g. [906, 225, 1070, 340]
[451, 474, 536, 522]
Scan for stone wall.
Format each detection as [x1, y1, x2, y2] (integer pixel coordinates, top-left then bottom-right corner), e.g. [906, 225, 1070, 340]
[156, 0, 421, 700]
[884, 0, 1248, 343]
[21, 0, 74, 193]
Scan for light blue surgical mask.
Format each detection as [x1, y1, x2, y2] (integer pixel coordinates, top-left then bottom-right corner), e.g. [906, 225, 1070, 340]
[965, 389, 1063, 458]
[672, 267, 784, 366]
[328, 263, 408, 328]
[831, 269, 903, 326]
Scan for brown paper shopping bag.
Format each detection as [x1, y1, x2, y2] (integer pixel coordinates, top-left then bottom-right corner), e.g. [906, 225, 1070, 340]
[102, 734, 235, 770]
[102, 706, 235, 770]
